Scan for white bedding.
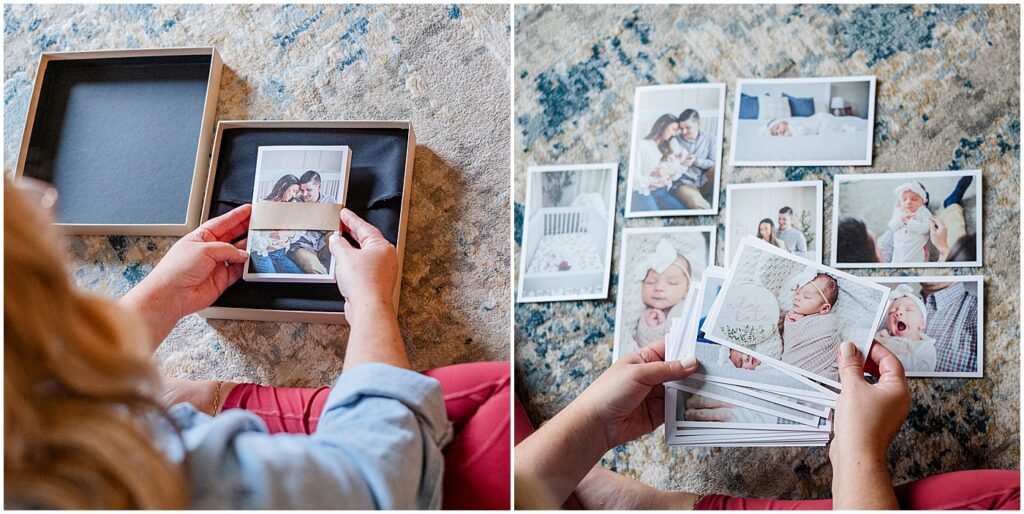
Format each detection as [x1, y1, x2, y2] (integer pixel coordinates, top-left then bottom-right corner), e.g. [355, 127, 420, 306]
[526, 232, 603, 274]
[732, 117, 871, 163]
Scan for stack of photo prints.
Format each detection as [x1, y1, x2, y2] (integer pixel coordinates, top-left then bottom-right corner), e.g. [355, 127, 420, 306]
[517, 76, 985, 448]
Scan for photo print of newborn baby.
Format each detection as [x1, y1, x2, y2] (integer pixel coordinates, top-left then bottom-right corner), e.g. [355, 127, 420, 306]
[730, 76, 876, 167]
[612, 225, 715, 361]
[869, 276, 984, 377]
[833, 170, 983, 268]
[685, 267, 838, 403]
[703, 236, 889, 389]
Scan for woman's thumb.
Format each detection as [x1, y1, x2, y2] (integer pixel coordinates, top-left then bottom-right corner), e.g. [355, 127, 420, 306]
[837, 342, 866, 386]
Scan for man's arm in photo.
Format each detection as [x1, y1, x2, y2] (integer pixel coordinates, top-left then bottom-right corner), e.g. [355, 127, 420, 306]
[694, 133, 715, 170]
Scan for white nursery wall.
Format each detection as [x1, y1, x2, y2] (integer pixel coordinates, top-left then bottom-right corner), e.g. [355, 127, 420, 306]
[728, 185, 818, 255]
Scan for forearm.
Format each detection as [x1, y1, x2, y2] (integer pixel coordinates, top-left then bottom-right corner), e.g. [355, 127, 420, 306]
[343, 296, 410, 371]
[831, 450, 898, 509]
[514, 401, 609, 507]
[119, 279, 181, 351]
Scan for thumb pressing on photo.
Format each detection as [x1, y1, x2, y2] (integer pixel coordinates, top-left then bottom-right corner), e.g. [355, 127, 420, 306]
[329, 208, 398, 313]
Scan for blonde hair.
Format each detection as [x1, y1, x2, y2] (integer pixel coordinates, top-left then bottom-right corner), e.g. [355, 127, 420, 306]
[4, 181, 187, 508]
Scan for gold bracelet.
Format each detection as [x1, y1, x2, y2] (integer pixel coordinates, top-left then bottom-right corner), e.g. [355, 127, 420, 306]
[213, 380, 223, 416]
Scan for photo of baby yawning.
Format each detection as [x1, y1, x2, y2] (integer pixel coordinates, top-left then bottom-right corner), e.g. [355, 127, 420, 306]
[703, 236, 890, 389]
[869, 276, 984, 377]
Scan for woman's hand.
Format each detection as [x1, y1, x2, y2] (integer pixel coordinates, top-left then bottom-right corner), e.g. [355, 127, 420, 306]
[573, 339, 699, 451]
[120, 205, 251, 349]
[515, 338, 699, 507]
[328, 208, 399, 316]
[328, 208, 408, 371]
[830, 341, 911, 510]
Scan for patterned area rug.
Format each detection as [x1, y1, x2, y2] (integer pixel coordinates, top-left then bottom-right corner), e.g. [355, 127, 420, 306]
[4, 3, 510, 386]
[514, 4, 1019, 499]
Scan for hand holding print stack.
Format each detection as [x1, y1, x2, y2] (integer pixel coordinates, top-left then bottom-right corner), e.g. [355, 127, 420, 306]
[518, 71, 987, 448]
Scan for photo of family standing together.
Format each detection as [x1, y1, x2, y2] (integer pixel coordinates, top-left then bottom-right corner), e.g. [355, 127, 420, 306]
[626, 83, 725, 217]
[245, 146, 348, 282]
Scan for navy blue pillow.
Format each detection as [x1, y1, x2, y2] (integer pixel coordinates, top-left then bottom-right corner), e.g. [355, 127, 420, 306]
[738, 93, 759, 119]
[783, 92, 815, 117]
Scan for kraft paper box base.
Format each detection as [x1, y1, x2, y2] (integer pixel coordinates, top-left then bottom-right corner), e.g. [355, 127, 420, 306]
[199, 120, 415, 325]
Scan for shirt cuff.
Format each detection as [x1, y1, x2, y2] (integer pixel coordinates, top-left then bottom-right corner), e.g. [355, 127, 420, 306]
[326, 363, 452, 446]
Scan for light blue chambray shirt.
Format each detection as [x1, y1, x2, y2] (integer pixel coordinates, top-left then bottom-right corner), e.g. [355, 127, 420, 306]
[161, 363, 453, 509]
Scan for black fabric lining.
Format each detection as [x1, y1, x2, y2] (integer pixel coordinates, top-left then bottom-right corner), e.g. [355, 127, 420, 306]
[207, 126, 409, 313]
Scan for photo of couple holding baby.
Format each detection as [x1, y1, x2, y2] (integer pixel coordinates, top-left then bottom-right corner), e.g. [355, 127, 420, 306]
[249, 170, 338, 275]
[627, 84, 724, 216]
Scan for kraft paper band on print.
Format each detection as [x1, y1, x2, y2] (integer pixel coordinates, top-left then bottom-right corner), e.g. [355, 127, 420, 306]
[703, 236, 890, 391]
[249, 201, 342, 230]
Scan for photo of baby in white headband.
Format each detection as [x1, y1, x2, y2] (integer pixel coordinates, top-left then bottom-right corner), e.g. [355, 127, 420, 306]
[612, 226, 715, 361]
[874, 284, 937, 373]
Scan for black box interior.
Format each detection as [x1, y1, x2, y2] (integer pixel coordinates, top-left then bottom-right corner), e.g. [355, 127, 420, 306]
[21, 54, 213, 226]
[207, 126, 409, 313]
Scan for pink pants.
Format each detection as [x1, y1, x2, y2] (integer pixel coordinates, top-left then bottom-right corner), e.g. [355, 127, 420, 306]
[513, 401, 1020, 510]
[223, 362, 512, 510]
[696, 469, 1019, 510]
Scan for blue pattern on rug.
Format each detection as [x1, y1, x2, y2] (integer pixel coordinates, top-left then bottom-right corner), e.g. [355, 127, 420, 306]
[514, 4, 1019, 500]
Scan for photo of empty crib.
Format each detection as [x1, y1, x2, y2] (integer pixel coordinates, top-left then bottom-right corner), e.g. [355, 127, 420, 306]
[517, 163, 618, 303]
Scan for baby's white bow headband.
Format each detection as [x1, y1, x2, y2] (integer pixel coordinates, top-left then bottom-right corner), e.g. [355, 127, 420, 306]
[639, 239, 690, 281]
[888, 284, 928, 323]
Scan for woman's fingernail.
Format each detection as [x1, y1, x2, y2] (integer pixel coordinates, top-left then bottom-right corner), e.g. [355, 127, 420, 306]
[840, 342, 857, 357]
[238, 250, 249, 258]
[680, 356, 698, 369]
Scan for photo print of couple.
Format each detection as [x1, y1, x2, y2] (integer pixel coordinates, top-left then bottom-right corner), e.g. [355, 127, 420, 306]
[625, 83, 725, 217]
[244, 145, 350, 283]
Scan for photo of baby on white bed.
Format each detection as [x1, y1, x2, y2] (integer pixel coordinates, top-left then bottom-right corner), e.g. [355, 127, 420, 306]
[612, 226, 715, 360]
[832, 170, 982, 268]
[724, 181, 822, 265]
[244, 145, 349, 284]
[730, 76, 876, 166]
[869, 276, 983, 377]
[704, 236, 889, 389]
[517, 163, 617, 302]
[625, 83, 725, 217]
